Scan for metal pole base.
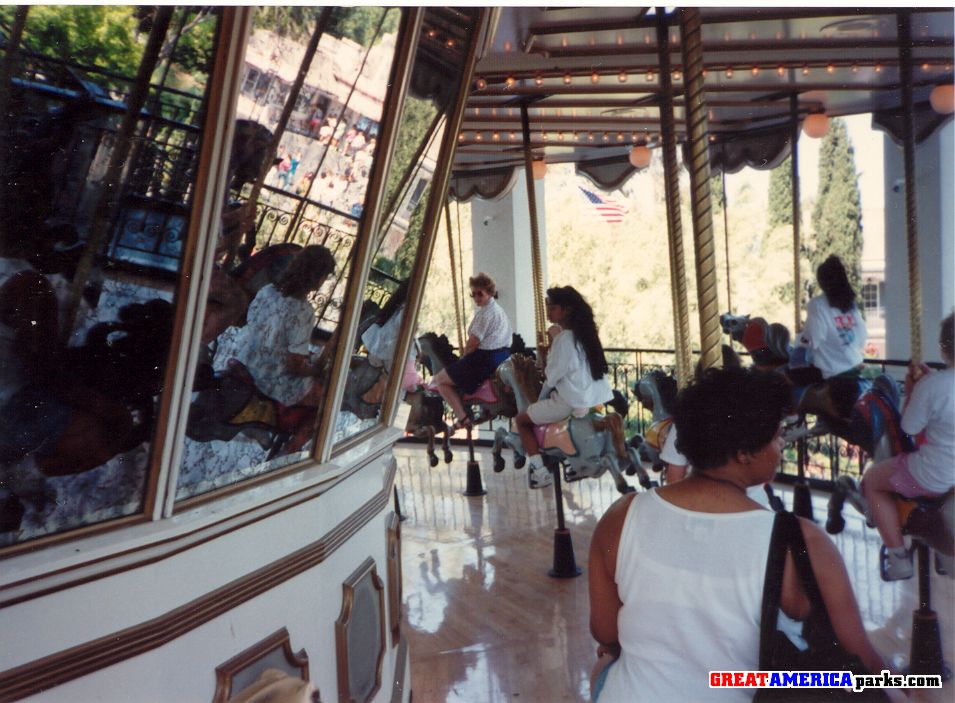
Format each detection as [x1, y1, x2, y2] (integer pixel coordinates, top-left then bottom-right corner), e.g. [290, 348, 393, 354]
[792, 481, 814, 521]
[463, 459, 487, 497]
[910, 609, 949, 678]
[548, 528, 582, 578]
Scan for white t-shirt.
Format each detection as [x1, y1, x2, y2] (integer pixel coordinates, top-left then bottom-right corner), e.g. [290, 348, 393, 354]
[796, 296, 867, 378]
[361, 305, 404, 370]
[467, 297, 512, 350]
[902, 368, 955, 494]
[598, 490, 774, 703]
[661, 425, 768, 506]
[542, 328, 613, 410]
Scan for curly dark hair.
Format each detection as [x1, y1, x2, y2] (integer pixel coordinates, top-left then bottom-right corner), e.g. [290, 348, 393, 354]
[816, 255, 856, 312]
[941, 311, 954, 361]
[673, 367, 792, 471]
[275, 245, 336, 299]
[545, 285, 608, 380]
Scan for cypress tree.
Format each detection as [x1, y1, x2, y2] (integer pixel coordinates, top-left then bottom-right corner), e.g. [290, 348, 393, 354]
[768, 156, 793, 228]
[809, 118, 863, 292]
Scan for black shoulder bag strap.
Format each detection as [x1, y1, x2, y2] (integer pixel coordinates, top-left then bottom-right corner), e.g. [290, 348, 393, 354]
[758, 510, 789, 671]
[760, 511, 843, 665]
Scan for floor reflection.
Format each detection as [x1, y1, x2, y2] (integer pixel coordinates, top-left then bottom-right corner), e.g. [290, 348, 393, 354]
[396, 446, 952, 703]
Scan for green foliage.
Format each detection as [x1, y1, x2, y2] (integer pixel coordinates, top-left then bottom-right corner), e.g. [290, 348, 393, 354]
[768, 156, 793, 227]
[710, 171, 725, 215]
[330, 7, 401, 48]
[384, 96, 440, 214]
[167, 8, 217, 77]
[810, 118, 863, 292]
[14, 5, 142, 79]
[252, 7, 323, 41]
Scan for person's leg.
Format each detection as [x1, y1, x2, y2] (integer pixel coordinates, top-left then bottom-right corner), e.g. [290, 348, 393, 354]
[432, 368, 467, 424]
[515, 410, 540, 457]
[861, 458, 904, 548]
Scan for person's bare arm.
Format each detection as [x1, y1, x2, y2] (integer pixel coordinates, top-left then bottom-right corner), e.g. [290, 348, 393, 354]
[588, 493, 635, 653]
[461, 334, 480, 357]
[781, 519, 886, 675]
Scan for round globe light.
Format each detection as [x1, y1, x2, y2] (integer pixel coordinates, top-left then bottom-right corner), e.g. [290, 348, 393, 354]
[629, 145, 652, 168]
[929, 83, 955, 114]
[802, 113, 830, 138]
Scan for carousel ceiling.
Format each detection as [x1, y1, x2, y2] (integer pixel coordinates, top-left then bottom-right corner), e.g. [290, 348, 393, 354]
[451, 7, 954, 187]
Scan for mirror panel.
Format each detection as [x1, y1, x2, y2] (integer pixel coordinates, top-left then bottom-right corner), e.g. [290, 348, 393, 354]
[0, 7, 220, 545]
[333, 8, 479, 445]
[176, 7, 403, 500]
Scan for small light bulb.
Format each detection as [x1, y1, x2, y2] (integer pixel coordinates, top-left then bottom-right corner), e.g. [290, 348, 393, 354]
[563, 73, 572, 85]
[777, 65, 785, 76]
[534, 74, 544, 86]
[725, 67, 734, 78]
[591, 71, 600, 84]
[645, 70, 655, 82]
[751, 66, 760, 77]
[826, 64, 835, 74]
[505, 76, 516, 88]
[802, 65, 810, 76]
[618, 70, 628, 83]
[475, 77, 487, 90]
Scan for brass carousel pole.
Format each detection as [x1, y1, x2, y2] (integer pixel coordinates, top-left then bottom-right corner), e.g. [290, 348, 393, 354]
[679, 8, 722, 371]
[790, 94, 802, 335]
[897, 11, 942, 679]
[519, 102, 548, 352]
[655, 8, 693, 387]
[789, 93, 813, 521]
[444, 199, 465, 351]
[898, 11, 923, 365]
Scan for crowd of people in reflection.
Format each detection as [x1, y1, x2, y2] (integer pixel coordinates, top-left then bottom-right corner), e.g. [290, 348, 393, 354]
[267, 116, 378, 218]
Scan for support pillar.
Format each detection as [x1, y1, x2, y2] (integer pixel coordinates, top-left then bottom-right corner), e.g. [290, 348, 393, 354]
[471, 174, 547, 347]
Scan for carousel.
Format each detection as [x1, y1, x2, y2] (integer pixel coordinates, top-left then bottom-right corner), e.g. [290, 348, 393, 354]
[0, 6, 952, 702]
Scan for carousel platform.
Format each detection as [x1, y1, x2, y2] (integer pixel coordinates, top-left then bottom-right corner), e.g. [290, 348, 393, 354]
[395, 445, 953, 703]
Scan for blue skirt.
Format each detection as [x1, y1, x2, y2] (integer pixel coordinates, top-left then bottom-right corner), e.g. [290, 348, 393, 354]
[446, 348, 510, 394]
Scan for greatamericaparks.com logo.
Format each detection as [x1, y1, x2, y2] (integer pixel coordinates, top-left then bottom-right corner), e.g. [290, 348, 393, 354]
[709, 670, 942, 692]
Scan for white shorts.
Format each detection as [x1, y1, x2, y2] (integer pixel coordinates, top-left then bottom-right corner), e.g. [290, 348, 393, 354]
[526, 392, 573, 424]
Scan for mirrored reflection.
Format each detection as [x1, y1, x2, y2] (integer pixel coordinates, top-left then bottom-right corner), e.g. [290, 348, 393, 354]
[0, 7, 220, 544]
[177, 7, 402, 499]
[336, 8, 479, 444]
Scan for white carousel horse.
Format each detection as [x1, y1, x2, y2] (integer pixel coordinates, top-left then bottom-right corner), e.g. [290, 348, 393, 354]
[489, 354, 652, 495]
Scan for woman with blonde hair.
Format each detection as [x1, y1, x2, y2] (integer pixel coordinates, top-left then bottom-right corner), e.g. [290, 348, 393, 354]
[432, 272, 512, 429]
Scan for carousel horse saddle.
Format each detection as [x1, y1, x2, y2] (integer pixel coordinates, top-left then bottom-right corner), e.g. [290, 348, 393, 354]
[534, 411, 612, 458]
[643, 417, 673, 452]
[741, 317, 791, 369]
[462, 379, 499, 404]
[898, 490, 955, 556]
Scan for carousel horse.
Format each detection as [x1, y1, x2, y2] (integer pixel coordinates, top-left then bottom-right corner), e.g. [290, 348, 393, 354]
[403, 384, 453, 468]
[0, 294, 174, 531]
[489, 354, 651, 495]
[720, 312, 864, 422]
[718, 313, 927, 536]
[628, 369, 678, 472]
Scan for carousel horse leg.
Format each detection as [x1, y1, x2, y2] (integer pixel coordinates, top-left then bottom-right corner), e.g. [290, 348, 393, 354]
[491, 426, 507, 473]
[548, 456, 581, 579]
[462, 424, 486, 497]
[604, 455, 635, 495]
[792, 428, 814, 521]
[626, 446, 655, 490]
[441, 424, 453, 464]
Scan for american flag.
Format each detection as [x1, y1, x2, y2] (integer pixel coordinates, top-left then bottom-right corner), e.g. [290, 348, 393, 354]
[579, 186, 628, 224]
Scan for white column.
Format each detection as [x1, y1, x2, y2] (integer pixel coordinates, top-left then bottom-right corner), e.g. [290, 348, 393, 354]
[471, 168, 547, 346]
[883, 120, 954, 364]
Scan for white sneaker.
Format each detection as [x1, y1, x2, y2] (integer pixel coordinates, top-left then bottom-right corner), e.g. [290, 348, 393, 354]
[880, 545, 914, 581]
[528, 463, 553, 489]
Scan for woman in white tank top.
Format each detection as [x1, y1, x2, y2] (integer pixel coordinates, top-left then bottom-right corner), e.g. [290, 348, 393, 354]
[588, 368, 890, 702]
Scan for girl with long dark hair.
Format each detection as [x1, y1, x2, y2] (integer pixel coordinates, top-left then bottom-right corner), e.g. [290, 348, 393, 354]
[792, 255, 867, 379]
[515, 285, 613, 488]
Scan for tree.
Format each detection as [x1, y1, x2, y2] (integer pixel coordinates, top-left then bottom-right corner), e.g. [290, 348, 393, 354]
[330, 7, 401, 48]
[810, 118, 863, 292]
[768, 156, 793, 227]
[7, 5, 142, 79]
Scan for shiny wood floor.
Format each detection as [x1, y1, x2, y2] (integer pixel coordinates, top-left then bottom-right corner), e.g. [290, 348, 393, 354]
[395, 446, 953, 703]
